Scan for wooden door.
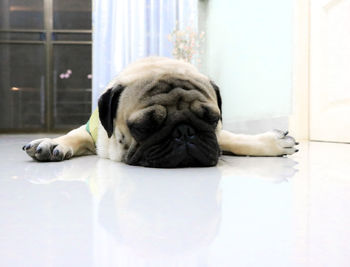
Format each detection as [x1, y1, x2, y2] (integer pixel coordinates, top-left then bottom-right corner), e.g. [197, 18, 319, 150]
[310, 0, 350, 142]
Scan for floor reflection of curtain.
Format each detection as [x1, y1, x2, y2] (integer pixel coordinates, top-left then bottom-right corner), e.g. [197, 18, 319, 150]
[92, 0, 198, 109]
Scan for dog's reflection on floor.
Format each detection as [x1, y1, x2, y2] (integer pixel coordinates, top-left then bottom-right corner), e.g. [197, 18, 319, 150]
[16, 156, 297, 264]
[96, 162, 222, 262]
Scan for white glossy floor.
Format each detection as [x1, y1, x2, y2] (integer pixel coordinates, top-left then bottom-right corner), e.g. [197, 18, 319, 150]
[1, 134, 350, 267]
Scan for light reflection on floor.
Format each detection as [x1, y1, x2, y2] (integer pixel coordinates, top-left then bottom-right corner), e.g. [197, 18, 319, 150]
[1, 134, 349, 267]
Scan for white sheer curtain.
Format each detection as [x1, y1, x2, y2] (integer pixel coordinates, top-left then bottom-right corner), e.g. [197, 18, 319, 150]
[92, 0, 198, 109]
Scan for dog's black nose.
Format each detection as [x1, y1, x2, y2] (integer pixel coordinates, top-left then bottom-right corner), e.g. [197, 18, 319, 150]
[172, 124, 196, 143]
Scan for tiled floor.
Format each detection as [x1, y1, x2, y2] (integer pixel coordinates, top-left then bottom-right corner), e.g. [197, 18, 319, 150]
[1, 134, 350, 267]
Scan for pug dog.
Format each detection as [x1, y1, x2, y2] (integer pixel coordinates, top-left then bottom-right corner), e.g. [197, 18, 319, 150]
[22, 57, 298, 167]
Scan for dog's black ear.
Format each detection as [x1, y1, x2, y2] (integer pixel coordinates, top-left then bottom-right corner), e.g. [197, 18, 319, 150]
[98, 84, 125, 138]
[210, 81, 222, 120]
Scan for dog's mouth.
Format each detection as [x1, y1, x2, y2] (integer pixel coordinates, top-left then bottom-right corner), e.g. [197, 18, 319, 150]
[125, 122, 220, 168]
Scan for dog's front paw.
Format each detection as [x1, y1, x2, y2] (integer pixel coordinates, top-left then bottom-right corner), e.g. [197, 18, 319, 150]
[22, 138, 73, 162]
[259, 130, 299, 156]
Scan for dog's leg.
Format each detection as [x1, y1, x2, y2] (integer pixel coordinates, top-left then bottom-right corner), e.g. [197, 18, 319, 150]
[218, 129, 299, 156]
[23, 125, 96, 161]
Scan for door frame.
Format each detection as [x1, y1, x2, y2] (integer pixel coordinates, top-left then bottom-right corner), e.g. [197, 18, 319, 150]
[289, 0, 310, 141]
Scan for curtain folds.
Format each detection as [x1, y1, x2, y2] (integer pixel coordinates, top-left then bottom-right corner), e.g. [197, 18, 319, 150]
[92, 0, 198, 109]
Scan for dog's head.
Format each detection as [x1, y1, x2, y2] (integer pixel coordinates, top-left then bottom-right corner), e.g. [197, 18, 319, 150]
[98, 59, 222, 168]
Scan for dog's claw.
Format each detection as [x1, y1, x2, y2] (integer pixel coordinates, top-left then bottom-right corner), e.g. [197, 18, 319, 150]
[267, 130, 298, 156]
[23, 144, 31, 151]
[65, 150, 73, 159]
[53, 149, 59, 157]
[23, 138, 72, 162]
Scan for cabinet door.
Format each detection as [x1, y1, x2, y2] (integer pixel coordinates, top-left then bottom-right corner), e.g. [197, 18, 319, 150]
[0, 44, 46, 129]
[0, 0, 91, 131]
[310, 0, 350, 142]
[0, 0, 44, 29]
[52, 44, 92, 129]
[52, 0, 92, 129]
[0, 0, 46, 130]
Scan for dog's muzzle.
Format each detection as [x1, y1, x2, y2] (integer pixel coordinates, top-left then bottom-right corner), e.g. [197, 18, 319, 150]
[172, 124, 196, 145]
[126, 123, 220, 168]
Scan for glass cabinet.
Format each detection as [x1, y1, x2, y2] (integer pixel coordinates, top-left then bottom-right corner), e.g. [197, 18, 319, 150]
[0, 0, 92, 131]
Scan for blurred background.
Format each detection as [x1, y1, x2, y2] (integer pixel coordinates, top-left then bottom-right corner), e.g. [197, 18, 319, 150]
[1, 0, 349, 144]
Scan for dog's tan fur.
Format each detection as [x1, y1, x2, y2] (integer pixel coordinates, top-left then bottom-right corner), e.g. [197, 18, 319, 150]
[24, 57, 298, 163]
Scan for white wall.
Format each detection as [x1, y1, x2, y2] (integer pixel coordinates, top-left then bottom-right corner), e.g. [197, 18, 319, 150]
[202, 0, 293, 133]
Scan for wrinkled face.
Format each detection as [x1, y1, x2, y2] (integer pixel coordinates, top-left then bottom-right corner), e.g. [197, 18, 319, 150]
[98, 58, 223, 168]
[123, 79, 222, 168]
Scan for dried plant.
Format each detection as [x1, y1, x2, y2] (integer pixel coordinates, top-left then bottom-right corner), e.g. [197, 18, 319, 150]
[168, 24, 205, 65]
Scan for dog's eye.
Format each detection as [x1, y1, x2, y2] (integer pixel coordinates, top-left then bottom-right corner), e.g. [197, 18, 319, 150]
[191, 101, 220, 127]
[202, 106, 220, 127]
[127, 120, 156, 141]
[207, 117, 219, 127]
[128, 122, 153, 141]
[127, 107, 166, 141]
